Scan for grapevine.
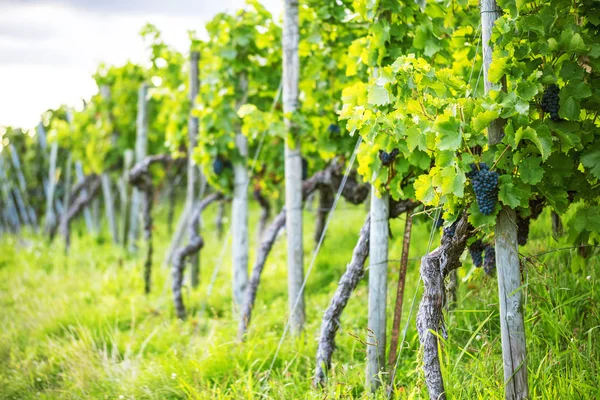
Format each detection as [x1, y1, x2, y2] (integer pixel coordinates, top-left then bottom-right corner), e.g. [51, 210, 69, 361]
[468, 240, 485, 268]
[466, 163, 499, 216]
[483, 244, 496, 276]
[541, 84, 561, 122]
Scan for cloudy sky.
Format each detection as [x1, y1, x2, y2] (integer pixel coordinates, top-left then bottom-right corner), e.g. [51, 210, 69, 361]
[0, 0, 282, 128]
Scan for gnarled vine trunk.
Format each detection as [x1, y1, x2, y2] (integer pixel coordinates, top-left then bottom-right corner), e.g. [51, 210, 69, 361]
[313, 199, 417, 388]
[129, 154, 172, 294]
[416, 214, 472, 400]
[238, 161, 370, 340]
[172, 192, 224, 320]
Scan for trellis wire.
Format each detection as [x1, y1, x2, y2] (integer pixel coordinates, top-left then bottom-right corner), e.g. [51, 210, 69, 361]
[266, 135, 363, 374]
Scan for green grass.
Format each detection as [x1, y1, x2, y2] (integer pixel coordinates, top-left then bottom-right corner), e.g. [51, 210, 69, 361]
[0, 200, 598, 399]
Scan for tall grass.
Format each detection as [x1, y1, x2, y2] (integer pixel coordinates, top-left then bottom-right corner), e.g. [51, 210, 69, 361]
[0, 202, 598, 399]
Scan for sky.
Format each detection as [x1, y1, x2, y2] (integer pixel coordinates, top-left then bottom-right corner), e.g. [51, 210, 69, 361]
[0, 0, 282, 129]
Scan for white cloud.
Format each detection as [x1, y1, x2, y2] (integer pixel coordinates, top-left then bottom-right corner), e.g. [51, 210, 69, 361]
[0, 0, 282, 128]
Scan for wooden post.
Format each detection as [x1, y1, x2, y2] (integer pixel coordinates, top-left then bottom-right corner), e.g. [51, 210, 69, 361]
[283, 0, 305, 336]
[481, 2, 529, 398]
[367, 186, 389, 392]
[120, 150, 134, 247]
[75, 162, 93, 233]
[129, 83, 149, 252]
[0, 157, 22, 232]
[44, 141, 58, 234]
[101, 173, 119, 244]
[232, 74, 249, 311]
[9, 144, 38, 229]
[188, 50, 201, 288]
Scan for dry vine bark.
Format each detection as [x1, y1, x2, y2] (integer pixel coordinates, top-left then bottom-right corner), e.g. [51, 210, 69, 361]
[172, 192, 224, 320]
[416, 214, 472, 400]
[128, 154, 172, 294]
[313, 198, 417, 387]
[314, 188, 334, 246]
[253, 187, 271, 241]
[54, 174, 101, 249]
[237, 160, 370, 340]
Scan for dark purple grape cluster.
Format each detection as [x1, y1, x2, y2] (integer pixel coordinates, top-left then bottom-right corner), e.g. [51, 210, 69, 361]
[541, 84, 561, 122]
[213, 157, 232, 175]
[466, 162, 498, 215]
[483, 244, 496, 275]
[517, 216, 530, 246]
[434, 214, 444, 229]
[378, 148, 400, 166]
[468, 240, 485, 268]
[327, 124, 341, 134]
[302, 157, 308, 180]
[443, 222, 456, 238]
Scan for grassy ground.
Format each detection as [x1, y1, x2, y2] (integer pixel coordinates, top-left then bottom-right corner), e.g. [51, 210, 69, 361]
[0, 199, 598, 399]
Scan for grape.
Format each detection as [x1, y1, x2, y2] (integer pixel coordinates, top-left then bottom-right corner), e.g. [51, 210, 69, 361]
[517, 216, 530, 246]
[327, 124, 341, 134]
[483, 244, 496, 275]
[443, 222, 456, 238]
[213, 157, 232, 175]
[378, 148, 400, 166]
[466, 162, 498, 215]
[541, 84, 561, 122]
[302, 157, 308, 180]
[468, 240, 485, 268]
[434, 214, 444, 229]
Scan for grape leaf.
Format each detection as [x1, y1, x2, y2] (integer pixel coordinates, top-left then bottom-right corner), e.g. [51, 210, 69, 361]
[519, 156, 544, 184]
[498, 175, 531, 208]
[441, 166, 466, 198]
[581, 144, 600, 179]
[414, 174, 436, 205]
[434, 116, 461, 151]
[515, 125, 552, 161]
[368, 84, 390, 106]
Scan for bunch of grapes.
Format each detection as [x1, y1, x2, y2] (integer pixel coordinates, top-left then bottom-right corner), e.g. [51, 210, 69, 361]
[483, 244, 496, 275]
[541, 84, 561, 122]
[378, 148, 400, 166]
[434, 214, 444, 229]
[213, 157, 232, 175]
[469, 240, 485, 268]
[302, 157, 308, 180]
[466, 162, 499, 215]
[517, 216, 530, 246]
[327, 124, 341, 134]
[443, 222, 456, 238]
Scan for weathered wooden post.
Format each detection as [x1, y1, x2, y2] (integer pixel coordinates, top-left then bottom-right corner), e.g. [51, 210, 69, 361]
[44, 141, 58, 234]
[283, 0, 305, 336]
[232, 73, 249, 311]
[75, 161, 93, 233]
[9, 144, 38, 229]
[99, 85, 119, 244]
[188, 50, 201, 288]
[119, 150, 134, 247]
[128, 83, 149, 252]
[367, 186, 389, 392]
[481, 1, 529, 398]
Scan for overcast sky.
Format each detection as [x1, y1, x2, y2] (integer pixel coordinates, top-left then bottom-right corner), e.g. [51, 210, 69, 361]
[0, 0, 282, 128]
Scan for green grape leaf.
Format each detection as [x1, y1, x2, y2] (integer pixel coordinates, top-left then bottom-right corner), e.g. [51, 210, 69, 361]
[488, 56, 510, 83]
[368, 84, 390, 106]
[519, 156, 544, 184]
[441, 166, 466, 198]
[472, 110, 500, 133]
[415, 174, 436, 205]
[498, 175, 531, 208]
[581, 143, 600, 179]
[435, 116, 461, 151]
[515, 125, 552, 161]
